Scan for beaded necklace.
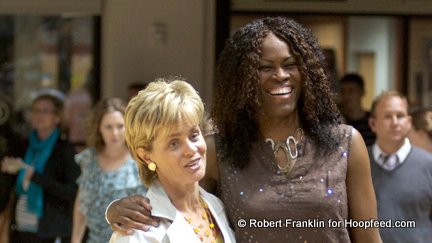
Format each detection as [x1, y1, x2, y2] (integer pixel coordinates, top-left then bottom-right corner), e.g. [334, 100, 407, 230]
[184, 197, 217, 242]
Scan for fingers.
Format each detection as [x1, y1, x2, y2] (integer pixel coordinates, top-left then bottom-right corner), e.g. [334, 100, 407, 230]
[117, 213, 154, 231]
[1, 157, 23, 174]
[131, 196, 153, 215]
[110, 222, 133, 235]
[107, 195, 160, 234]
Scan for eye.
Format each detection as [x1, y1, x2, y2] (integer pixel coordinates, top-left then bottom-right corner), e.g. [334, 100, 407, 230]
[190, 132, 201, 142]
[385, 115, 392, 119]
[397, 114, 407, 119]
[168, 140, 179, 150]
[258, 65, 273, 72]
[283, 62, 297, 70]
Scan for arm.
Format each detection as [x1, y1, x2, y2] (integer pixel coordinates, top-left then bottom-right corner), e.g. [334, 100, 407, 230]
[30, 142, 80, 202]
[0, 171, 16, 213]
[72, 189, 87, 243]
[106, 195, 158, 235]
[346, 128, 382, 243]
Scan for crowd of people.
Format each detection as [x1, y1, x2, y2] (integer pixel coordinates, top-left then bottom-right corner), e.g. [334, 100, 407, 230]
[0, 16, 431, 243]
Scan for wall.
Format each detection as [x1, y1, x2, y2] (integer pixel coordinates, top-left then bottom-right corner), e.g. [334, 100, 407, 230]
[102, 0, 215, 105]
[409, 18, 432, 107]
[346, 17, 399, 107]
[232, 0, 432, 15]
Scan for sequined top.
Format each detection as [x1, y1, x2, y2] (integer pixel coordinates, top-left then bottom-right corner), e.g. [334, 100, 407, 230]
[217, 125, 352, 243]
[76, 148, 147, 243]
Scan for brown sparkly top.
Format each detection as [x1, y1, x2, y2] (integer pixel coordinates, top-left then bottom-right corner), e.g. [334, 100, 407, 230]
[217, 125, 352, 243]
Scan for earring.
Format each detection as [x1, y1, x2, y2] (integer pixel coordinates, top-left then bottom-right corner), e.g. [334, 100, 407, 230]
[148, 162, 157, 171]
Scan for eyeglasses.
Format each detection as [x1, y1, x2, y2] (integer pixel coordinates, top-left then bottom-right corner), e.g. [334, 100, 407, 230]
[31, 109, 55, 115]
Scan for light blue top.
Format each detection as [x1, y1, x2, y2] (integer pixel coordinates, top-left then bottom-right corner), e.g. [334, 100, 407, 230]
[76, 148, 147, 243]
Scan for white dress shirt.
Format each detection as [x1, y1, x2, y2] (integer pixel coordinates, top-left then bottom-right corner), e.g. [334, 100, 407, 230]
[372, 138, 411, 171]
[109, 180, 236, 243]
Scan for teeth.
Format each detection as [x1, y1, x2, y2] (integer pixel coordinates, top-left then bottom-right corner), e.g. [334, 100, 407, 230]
[186, 159, 201, 167]
[269, 86, 292, 95]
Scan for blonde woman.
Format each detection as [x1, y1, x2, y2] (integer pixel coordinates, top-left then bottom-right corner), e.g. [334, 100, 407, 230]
[110, 79, 234, 243]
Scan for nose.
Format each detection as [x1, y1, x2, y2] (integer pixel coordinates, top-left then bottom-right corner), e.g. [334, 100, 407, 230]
[184, 140, 198, 157]
[112, 127, 121, 137]
[273, 67, 290, 81]
[390, 115, 399, 125]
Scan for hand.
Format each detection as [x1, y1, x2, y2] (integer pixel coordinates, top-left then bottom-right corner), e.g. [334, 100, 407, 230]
[22, 166, 35, 190]
[1, 157, 25, 174]
[107, 195, 159, 235]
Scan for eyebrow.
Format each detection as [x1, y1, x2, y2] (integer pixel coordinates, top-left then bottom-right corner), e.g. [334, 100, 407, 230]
[166, 126, 198, 139]
[260, 56, 296, 63]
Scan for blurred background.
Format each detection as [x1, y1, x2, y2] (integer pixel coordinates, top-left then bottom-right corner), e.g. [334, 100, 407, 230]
[1, 0, 432, 136]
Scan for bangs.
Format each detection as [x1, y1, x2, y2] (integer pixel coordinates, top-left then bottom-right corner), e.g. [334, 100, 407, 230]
[156, 100, 203, 139]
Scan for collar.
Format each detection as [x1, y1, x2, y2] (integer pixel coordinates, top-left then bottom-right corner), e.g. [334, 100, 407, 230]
[146, 179, 224, 221]
[372, 138, 411, 167]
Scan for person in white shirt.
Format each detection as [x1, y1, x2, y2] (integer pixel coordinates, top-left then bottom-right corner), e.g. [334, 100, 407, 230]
[368, 90, 432, 243]
[109, 78, 235, 243]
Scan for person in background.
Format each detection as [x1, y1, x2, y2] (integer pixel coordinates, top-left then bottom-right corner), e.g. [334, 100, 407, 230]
[339, 73, 376, 146]
[0, 97, 26, 243]
[63, 83, 93, 153]
[368, 91, 432, 242]
[105, 17, 381, 242]
[0, 88, 80, 243]
[408, 107, 432, 153]
[72, 97, 146, 243]
[127, 82, 149, 101]
[110, 79, 235, 242]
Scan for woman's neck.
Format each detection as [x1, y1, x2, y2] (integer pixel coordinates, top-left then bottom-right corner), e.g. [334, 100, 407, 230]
[160, 179, 201, 213]
[258, 115, 300, 142]
[37, 127, 56, 140]
[97, 145, 130, 171]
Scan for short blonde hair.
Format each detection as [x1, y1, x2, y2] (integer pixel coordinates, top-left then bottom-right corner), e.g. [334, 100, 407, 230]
[124, 78, 204, 186]
[370, 90, 409, 117]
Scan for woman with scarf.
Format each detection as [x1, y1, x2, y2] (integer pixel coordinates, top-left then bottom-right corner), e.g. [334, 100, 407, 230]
[0, 89, 80, 243]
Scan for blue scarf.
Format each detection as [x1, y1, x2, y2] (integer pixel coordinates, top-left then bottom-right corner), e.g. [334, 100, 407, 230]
[16, 128, 60, 218]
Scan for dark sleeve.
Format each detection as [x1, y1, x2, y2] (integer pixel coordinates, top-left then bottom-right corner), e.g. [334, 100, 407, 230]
[0, 172, 16, 213]
[31, 140, 81, 202]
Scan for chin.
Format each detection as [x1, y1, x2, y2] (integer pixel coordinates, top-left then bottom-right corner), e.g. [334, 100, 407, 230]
[195, 170, 206, 182]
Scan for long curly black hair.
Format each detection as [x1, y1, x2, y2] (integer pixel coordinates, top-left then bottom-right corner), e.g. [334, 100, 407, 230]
[212, 16, 341, 168]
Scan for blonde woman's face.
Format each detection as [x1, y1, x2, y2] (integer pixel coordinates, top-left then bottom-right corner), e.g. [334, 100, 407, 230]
[148, 121, 207, 187]
[99, 111, 126, 148]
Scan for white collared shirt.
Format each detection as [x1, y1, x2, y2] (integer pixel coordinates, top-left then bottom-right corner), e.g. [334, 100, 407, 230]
[109, 180, 236, 243]
[372, 138, 411, 171]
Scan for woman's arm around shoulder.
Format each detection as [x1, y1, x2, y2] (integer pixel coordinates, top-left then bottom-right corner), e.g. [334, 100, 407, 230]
[346, 128, 382, 243]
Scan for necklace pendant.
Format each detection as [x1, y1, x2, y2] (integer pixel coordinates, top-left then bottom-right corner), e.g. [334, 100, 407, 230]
[265, 138, 293, 173]
[265, 128, 304, 174]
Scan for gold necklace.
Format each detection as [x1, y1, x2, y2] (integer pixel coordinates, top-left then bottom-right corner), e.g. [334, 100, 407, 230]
[265, 128, 304, 173]
[184, 197, 217, 242]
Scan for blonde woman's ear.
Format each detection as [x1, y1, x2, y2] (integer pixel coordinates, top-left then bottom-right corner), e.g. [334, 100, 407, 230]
[136, 147, 149, 165]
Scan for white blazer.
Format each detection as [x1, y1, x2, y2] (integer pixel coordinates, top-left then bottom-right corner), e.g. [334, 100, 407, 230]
[110, 180, 236, 243]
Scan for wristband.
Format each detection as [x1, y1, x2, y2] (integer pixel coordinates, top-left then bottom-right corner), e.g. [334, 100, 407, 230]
[105, 199, 120, 225]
